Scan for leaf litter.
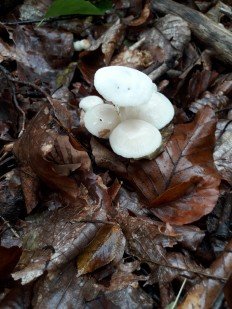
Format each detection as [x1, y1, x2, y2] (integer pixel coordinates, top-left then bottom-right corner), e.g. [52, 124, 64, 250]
[0, 0, 232, 308]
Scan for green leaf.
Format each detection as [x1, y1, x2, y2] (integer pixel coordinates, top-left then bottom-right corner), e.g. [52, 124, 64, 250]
[45, 0, 111, 18]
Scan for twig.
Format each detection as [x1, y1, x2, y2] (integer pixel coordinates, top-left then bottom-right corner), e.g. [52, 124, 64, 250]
[152, 0, 232, 65]
[1, 14, 90, 26]
[0, 216, 20, 238]
[169, 278, 187, 309]
[0, 65, 26, 137]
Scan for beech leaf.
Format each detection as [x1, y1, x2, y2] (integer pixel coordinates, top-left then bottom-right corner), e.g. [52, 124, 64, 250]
[127, 106, 221, 225]
[77, 223, 125, 276]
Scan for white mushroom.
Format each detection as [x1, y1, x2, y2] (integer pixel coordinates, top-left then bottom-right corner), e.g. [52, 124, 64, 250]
[79, 95, 103, 111]
[84, 104, 120, 139]
[73, 39, 91, 51]
[120, 92, 174, 129]
[94, 66, 154, 107]
[109, 119, 162, 159]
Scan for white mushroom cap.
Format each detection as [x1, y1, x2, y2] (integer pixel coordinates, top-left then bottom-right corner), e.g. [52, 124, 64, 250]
[109, 119, 162, 159]
[94, 66, 154, 107]
[79, 96, 103, 111]
[120, 92, 174, 129]
[84, 104, 120, 139]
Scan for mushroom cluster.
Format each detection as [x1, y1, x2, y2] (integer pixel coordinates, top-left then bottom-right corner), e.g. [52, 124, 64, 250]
[80, 66, 174, 159]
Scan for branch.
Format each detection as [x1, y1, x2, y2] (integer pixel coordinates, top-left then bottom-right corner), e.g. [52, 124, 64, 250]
[152, 0, 232, 65]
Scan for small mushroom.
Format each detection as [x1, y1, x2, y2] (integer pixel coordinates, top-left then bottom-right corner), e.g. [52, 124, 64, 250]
[120, 92, 174, 129]
[94, 66, 154, 107]
[73, 39, 91, 51]
[109, 119, 162, 159]
[84, 104, 120, 139]
[79, 95, 103, 111]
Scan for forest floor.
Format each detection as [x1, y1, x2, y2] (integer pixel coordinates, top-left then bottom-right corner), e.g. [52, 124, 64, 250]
[0, 0, 232, 308]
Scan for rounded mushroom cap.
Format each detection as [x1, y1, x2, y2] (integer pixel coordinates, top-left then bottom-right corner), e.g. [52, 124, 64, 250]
[109, 119, 162, 159]
[120, 92, 174, 129]
[84, 104, 120, 139]
[94, 66, 154, 107]
[79, 96, 103, 111]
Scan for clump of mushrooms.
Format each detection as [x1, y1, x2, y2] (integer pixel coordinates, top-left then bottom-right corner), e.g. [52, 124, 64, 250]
[80, 66, 175, 160]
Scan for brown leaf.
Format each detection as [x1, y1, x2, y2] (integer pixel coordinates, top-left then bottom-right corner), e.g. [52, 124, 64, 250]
[0, 246, 22, 280]
[127, 3, 151, 27]
[127, 106, 220, 225]
[77, 224, 125, 276]
[13, 25, 75, 92]
[91, 137, 127, 176]
[32, 263, 98, 308]
[214, 120, 232, 185]
[12, 200, 108, 284]
[140, 14, 190, 64]
[13, 105, 91, 201]
[117, 214, 204, 264]
[110, 47, 155, 70]
[188, 70, 219, 102]
[79, 20, 125, 83]
[189, 91, 229, 114]
[178, 239, 232, 308]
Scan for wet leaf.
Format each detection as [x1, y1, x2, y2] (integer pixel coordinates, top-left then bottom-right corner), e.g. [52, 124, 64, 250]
[0, 246, 22, 280]
[214, 120, 232, 185]
[13, 105, 91, 200]
[77, 223, 125, 276]
[13, 25, 75, 92]
[179, 239, 232, 308]
[12, 201, 108, 284]
[127, 107, 220, 225]
[32, 263, 98, 308]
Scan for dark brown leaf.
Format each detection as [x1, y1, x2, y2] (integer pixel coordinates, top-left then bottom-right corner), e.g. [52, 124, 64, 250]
[127, 107, 220, 225]
[0, 246, 22, 280]
[13, 25, 75, 92]
[12, 201, 107, 284]
[179, 239, 232, 308]
[13, 105, 91, 201]
[32, 262, 98, 308]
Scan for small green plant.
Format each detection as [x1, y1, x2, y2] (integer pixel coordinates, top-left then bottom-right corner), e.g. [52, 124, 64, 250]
[45, 0, 112, 18]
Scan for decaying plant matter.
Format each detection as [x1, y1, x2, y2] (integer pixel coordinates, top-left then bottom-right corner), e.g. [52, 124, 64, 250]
[0, 0, 232, 308]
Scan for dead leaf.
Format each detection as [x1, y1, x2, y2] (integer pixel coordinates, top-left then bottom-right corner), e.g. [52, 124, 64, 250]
[179, 238, 232, 308]
[13, 25, 75, 92]
[140, 14, 190, 64]
[127, 106, 220, 225]
[214, 120, 232, 185]
[0, 246, 22, 280]
[187, 70, 219, 103]
[32, 263, 99, 308]
[13, 105, 91, 201]
[79, 20, 125, 83]
[127, 3, 151, 27]
[12, 201, 107, 284]
[77, 223, 125, 276]
[189, 91, 229, 114]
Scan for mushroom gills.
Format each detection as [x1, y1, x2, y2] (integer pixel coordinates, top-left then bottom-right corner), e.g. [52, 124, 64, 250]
[109, 119, 162, 159]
